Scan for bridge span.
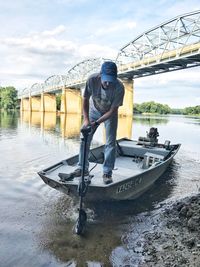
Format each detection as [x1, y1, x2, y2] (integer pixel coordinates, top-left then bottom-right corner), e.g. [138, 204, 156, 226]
[19, 10, 200, 115]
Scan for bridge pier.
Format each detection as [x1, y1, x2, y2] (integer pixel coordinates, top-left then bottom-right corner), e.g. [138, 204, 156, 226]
[20, 78, 133, 115]
[119, 78, 134, 116]
[40, 93, 56, 112]
[60, 88, 82, 114]
[31, 96, 41, 112]
[20, 97, 31, 112]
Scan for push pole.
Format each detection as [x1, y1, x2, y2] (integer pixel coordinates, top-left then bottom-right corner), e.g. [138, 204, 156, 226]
[74, 125, 91, 235]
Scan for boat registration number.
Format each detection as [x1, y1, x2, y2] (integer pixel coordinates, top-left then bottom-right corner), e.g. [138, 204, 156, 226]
[116, 177, 142, 194]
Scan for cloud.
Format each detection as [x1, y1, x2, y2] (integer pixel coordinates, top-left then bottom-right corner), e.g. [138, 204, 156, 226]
[78, 44, 117, 59]
[0, 25, 119, 89]
[41, 25, 67, 36]
[0, 0, 199, 109]
[161, 1, 200, 19]
[134, 67, 200, 108]
[94, 19, 137, 36]
[136, 68, 200, 88]
[1, 25, 75, 55]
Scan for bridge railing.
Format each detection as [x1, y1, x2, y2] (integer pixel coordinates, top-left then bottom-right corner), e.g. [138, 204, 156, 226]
[118, 42, 200, 73]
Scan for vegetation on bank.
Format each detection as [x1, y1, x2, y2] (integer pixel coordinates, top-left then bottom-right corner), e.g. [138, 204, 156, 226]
[182, 105, 200, 115]
[0, 87, 18, 110]
[0, 88, 199, 116]
[134, 101, 171, 114]
[134, 101, 200, 116]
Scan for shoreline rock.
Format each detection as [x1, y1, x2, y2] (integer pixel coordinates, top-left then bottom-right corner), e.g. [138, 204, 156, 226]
[123, 193, 200, 267]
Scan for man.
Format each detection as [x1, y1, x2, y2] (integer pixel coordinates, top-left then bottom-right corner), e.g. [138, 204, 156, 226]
[73, 61, 124, 184]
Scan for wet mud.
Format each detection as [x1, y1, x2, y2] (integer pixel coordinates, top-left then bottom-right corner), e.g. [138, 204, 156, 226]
[119, 193, 200, 267]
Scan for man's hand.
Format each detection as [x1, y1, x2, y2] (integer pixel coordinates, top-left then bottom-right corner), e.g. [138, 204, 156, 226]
[90, 121, 100, 128]
[82, 119, 90, 128]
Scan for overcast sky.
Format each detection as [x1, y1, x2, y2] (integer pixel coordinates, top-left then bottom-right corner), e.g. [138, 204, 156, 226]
[0, 0, 199, 108]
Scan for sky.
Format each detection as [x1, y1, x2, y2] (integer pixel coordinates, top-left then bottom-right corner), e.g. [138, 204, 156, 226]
[0, 0, 199, 108]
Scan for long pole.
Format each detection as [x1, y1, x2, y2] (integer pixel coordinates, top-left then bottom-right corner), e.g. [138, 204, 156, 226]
[74, 125, 91, 235]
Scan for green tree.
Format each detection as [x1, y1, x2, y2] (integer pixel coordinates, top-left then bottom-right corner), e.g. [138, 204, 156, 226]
[133, 103, 142, 114]
[134, 101, 171, 114]
[183, 105, 200, 115]
[0, 86, 18, 110]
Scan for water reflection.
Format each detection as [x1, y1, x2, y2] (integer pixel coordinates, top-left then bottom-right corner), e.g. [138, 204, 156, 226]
[41, 112, 57, 130]
[0, 110, 18, 129]
[117, 115, 133, 139]
[20, 111, 134, 140]
[30, 111, 41, 128]
[133, 114, 169, 125]
[21, 111, 57, 130]
[20, 110, 31, 125]
[60, 113, 82, 138]
[40, 204, 121, 266]
[1, 110, 200, 267]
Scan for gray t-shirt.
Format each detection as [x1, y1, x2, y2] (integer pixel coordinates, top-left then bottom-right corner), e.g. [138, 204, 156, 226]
[83, 73, 125, 114]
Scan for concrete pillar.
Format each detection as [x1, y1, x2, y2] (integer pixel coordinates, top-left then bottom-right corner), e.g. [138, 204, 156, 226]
[118, 78, 134, 116]
[31, 96, 41, 112]
[40, 93, 56, 112]
[60, 88, 82, 114]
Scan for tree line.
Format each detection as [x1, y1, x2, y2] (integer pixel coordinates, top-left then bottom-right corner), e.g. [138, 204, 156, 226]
[0, 87, 199, 115]
[134, 101, 200, 115]
[0, 87, 18, 110]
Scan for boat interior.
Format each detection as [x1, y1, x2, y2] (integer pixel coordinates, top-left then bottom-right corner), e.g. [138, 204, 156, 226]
[43, 138, 176, 188]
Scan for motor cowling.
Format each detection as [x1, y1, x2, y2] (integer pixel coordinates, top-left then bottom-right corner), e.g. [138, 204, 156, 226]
[148, 127, 159, 139]
[138, 127, 159, 147]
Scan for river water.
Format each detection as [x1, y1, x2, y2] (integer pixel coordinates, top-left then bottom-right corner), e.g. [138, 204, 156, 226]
[0, 111, 199, 267]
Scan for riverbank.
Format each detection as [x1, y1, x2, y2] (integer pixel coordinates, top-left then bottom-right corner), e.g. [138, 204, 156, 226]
[125, 193, 200, 267]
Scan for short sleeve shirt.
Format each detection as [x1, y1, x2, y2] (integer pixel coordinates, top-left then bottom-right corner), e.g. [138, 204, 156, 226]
[83, 73, 125, 114]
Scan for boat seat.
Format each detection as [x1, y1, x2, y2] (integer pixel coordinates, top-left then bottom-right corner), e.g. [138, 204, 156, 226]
[141, 152, 164, 169]
[119, 140, 169, 157]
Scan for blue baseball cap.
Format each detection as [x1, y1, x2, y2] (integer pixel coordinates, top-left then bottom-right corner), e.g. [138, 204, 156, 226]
[101, 61, 117, 83]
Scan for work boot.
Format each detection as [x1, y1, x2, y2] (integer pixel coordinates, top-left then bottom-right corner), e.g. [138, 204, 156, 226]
[72, 168, 89, 177]
[103, 174, 113, 184]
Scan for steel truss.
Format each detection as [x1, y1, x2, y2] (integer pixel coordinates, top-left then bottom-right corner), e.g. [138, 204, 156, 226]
[117, 10, 200, 78]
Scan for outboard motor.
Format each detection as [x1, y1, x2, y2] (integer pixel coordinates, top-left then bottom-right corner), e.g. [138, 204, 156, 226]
[138, 127, 159, 147]
[147, 127, 159, 145]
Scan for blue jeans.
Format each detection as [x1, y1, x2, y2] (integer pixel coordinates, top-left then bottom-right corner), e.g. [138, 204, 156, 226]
[77, 109, 118, 175]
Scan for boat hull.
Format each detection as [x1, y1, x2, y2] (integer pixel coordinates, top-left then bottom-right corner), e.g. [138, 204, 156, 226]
[38, 140, 180, 201]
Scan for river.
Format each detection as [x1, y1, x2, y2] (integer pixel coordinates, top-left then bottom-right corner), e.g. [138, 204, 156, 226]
[0, 111, 199, 267]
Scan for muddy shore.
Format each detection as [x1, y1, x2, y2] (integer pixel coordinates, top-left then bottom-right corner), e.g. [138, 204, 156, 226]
[120, 193, 200, 267]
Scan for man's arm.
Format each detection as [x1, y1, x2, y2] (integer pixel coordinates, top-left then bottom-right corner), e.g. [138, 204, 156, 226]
[95, 106, 118, 125]
[82, 97, 90, 126]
